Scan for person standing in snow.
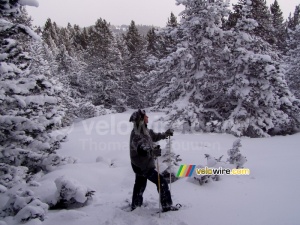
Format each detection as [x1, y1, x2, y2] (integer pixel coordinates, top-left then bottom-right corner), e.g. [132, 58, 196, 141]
[129, 109, 177, 212]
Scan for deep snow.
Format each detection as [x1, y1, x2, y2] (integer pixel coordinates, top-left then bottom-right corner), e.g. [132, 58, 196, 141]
[4, 111, 300, 225]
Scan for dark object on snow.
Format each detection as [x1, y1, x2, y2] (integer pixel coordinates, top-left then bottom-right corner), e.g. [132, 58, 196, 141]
[161, 203, 182, 212]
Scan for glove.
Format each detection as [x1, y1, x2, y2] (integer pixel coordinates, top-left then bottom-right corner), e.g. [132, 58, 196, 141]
[152, 145, 161, 157]
[165, 128, 174, 138]
[137, 145, 150, 156]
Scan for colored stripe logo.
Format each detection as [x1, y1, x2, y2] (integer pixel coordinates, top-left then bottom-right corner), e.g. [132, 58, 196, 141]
[176, 165, 196, 177]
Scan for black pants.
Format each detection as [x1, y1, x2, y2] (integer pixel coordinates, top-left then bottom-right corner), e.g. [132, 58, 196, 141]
[131, 163, 172, 210]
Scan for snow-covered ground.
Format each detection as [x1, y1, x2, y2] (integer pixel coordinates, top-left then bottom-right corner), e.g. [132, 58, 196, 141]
[6, 111, 300, 225]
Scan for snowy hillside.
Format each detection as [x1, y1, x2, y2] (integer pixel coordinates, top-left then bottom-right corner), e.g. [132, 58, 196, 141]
[2, 111, 299, 225]
[1, 1, 300, 225]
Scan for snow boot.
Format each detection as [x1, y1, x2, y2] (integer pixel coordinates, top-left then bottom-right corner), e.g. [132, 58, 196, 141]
[162, 203, 182, 212]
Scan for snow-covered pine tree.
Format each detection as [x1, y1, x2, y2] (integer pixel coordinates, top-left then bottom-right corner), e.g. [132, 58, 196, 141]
[158, 139, 181, 183]
[116, 34, 130, 61]
[0, 0, 74, 185]
[14, 6, 32, 32]
[150, 0, 300, 137]
[227, 139, 247, 168]
[145, 27, 162, 81]
[162, 12, 179, 54]
[72, 24, 87, 51]
[58, 27, 74, 57]
[285, 25, 300, 99]
[223, 1, 300, 137]
[287, 5, 300, 31]
[151, 0, 233, 132]
[123, 20, 146, 68]
[228, 0, 275, 45]
[41, 19, 87, 107]
[168, 12, 178, 27]
[270, 0, 286, 51]
[83, 18, 126, 112]
[145, 12, 181, 106]
[80, 27, 89, 50]
[122, 20, 148, 109]
[32, 41, 81, 126]
[42, 18, 59, 52]
[146, 27, 160, 59]
[156, 12, 180, 59]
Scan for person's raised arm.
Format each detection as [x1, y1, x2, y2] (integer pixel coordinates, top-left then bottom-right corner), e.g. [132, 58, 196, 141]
[149, 129, 174, 142]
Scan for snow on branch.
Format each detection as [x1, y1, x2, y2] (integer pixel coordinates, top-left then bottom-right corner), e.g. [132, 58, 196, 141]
[19, 0, 39, 7]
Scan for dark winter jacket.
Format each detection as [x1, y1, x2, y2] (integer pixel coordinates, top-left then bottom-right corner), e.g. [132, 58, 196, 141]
[130, 123, 166, 174]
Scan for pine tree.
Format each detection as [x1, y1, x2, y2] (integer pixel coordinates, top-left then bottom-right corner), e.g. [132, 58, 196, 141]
[158, 12, 180, 58]
[227, 139, 247, 168]
[59, 27, 73, 56]
[285, 25, 300, 99]
[223, 1, 300, 136]
[144, 13, 181, 105]
[83, 18, 125, 111]
[167, 12, 178, 27]
[0, 0, 73, 185]
[152, 0, 233, 131]
[42, 18, 60, 53]
[123, 20, 147, 74]
[287, 5, 300, 30]
[122, 20, 148, 109]
[151, 0, 300, 137]
[228, 0, 275, 44]
[145, 27, 161, 75]
[146, 27, 160, 57]
[80, 27, 89, 50]
[270, 0, 286, 51]
[72, 24, 86, 51]
[159, 138, 181, 183]
[52, 21, 60, 46]
[15, 6, 32, 27]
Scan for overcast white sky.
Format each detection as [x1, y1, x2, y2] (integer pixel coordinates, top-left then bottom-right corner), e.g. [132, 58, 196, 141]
[26, 0, 300, 28]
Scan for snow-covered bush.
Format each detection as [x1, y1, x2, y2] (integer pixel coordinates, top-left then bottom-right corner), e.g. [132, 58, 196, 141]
[0, 189, 48, 222]
[0, 146, 75, 175]
[14, 198, 48, 223]
[227, 139, 247, 168]
[50, 176, 95, 209]
[192, 154, 223, 185]
[95, 105, 118, 116]
[76, 102, 97, 119]
[158, 140, 182, 183]
[0, 164, 28, 189]
[190, 164, 220, 186]
[42, 154, 75, 172]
